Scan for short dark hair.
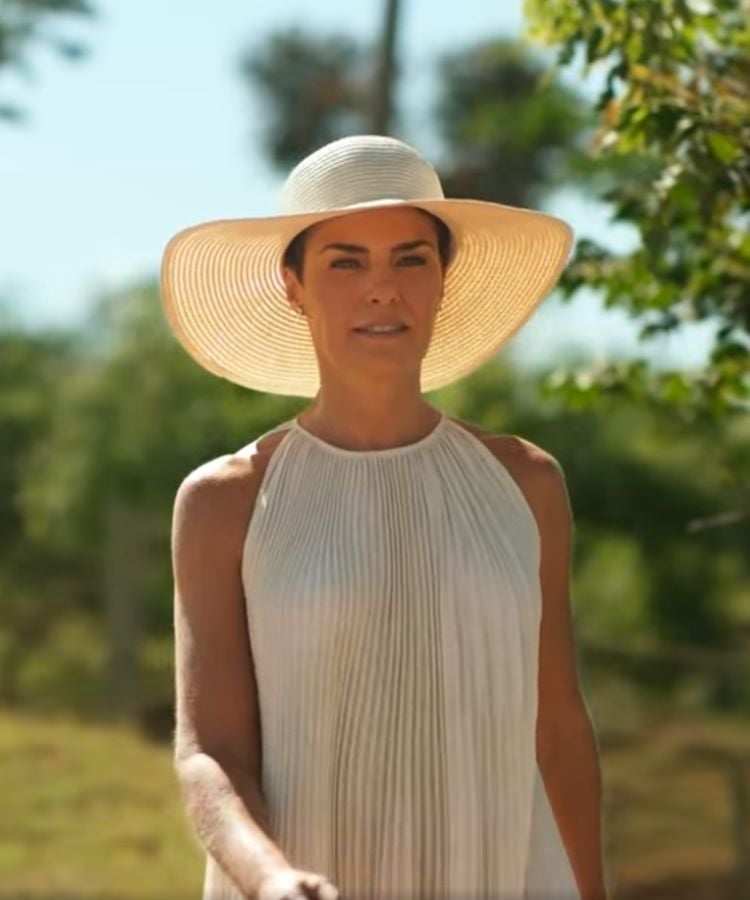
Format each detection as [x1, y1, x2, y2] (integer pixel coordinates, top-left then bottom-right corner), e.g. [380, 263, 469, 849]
[282, 209, 454, 283]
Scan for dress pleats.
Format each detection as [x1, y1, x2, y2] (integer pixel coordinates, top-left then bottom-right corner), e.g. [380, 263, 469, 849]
[201, 412, 580, 900]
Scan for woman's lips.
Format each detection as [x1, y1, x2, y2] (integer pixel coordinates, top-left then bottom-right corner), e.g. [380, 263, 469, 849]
[353, 327, 409, 338]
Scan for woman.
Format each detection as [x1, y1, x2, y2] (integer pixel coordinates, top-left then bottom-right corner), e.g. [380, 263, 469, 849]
[162, 134, 608, 900]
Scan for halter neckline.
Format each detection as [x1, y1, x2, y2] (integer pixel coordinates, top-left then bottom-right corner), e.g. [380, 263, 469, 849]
[290, 410, 448, 458]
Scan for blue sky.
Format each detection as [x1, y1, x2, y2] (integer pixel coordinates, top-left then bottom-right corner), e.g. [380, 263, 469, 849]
[2, 0, 716, 372]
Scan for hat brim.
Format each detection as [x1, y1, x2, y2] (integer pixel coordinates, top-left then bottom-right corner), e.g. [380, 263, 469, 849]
[159, 197, 574, 397]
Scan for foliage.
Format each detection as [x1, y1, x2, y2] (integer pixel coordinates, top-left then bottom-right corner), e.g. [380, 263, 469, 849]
[523, 0, 750, 420]
[440, 356, 750, 701]
[433, 38, 589, 207]
[2, 2, 750, 736]
[1, 283, 750, 724]
[241, 28, 594, 213]
[0, 327, 84, 704]
[0, 0, 95, 122]
[239, 28, 370, 169]
[3, 282, 302, 718]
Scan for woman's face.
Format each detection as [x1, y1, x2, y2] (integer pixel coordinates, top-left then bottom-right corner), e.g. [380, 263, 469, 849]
[282, 205, 446, 386]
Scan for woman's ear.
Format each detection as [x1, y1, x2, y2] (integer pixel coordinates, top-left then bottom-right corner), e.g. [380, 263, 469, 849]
[281, 267, 299, 306]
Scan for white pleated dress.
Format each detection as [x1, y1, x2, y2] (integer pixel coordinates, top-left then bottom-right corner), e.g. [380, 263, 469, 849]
[202, 410, 580, 900]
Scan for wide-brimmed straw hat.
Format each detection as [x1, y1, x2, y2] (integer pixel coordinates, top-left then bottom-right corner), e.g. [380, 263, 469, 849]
[160, 133, 574, 397]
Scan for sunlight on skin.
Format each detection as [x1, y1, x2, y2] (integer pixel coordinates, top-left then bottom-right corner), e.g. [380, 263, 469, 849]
[280, 206, 448, 444]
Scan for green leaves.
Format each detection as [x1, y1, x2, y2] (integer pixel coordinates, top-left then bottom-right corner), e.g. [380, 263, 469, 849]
[239, 28, 368, 169]
[705, 130, 742, 165]
[433, 38, 588, 207]
[0, 0, 95, 124]
[524, 0, 750, 423]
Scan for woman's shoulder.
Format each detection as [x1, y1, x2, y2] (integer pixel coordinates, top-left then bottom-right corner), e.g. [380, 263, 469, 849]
[446, 414, 562, 518]
[446, 413, 546, 465]
[172, 427, 293, 538]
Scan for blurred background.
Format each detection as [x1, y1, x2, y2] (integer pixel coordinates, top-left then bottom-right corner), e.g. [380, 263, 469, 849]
[1, 0, 749, 897]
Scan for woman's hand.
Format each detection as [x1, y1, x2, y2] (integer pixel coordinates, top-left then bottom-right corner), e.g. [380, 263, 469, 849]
[255, 864, 342, 900]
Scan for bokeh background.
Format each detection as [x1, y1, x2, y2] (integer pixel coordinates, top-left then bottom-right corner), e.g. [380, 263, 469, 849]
[1, 0, 749, 897]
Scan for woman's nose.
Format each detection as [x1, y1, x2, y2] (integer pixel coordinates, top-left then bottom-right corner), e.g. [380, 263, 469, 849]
[365, 274, 400, 304]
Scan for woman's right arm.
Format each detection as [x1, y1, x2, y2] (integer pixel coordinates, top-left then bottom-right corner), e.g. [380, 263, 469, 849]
[170, 453, 292, 898]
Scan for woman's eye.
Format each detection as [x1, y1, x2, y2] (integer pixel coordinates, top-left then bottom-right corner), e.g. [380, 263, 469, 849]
[331, 258, 360, 269]
[397, 255, 427, 266]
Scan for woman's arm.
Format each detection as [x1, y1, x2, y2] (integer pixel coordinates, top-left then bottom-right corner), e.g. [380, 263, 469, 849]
[531, 452, 609, 900]
[483, 434, 608, 899]
[175, 751, 287, 894]
[171, 454, 291, 898]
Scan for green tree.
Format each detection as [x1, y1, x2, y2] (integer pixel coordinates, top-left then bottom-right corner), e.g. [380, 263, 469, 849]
[434, 38, 589, 206]
[524, 0, 750, 428]
[0, 327, 80, 703]
[240, 28, 368, 169]
[12, 281, 301, 724]
[0, 0, 95, 122]
[446, 357, 750, 673]
[241, 28, 589, 210]
[2, 284, 748, 728]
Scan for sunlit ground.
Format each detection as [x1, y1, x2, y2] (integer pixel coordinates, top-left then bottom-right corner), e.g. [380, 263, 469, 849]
[2, 679, 749, 899]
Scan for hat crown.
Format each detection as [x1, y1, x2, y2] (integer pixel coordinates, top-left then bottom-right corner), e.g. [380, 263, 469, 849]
[280, 134, 445, 214]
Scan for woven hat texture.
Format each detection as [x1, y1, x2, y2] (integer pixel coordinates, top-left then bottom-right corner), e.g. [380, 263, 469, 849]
[160, 134, 574, 397]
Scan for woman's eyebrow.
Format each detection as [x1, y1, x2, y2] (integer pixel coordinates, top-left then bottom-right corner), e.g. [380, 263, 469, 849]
[392, 239, 434, 252]
[319, 242, 367, 254]
[319, 239, 435, 254]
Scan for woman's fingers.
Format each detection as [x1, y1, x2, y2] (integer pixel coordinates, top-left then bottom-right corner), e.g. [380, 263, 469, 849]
[256, 865, 341, 900]
[300, 874, 340, 899]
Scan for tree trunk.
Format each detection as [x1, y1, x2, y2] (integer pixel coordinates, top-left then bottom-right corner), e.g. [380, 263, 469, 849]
[103, 497, 143, 720]
[371, 0, 401, 134]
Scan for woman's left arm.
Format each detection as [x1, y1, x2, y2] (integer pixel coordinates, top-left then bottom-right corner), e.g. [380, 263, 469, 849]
[524, 451, 610, 900]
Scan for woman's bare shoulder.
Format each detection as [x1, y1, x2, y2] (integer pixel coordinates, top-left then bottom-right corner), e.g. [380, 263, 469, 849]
[445, 414, 560, 519]
[447, 413, 553, 465]
[172, 427, 293, 540]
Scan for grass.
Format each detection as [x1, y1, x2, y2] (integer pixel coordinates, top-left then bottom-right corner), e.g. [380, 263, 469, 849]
[588, 678, 750, 898]
[1, 695, 749, 899]
[0, 706, 204, 899]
